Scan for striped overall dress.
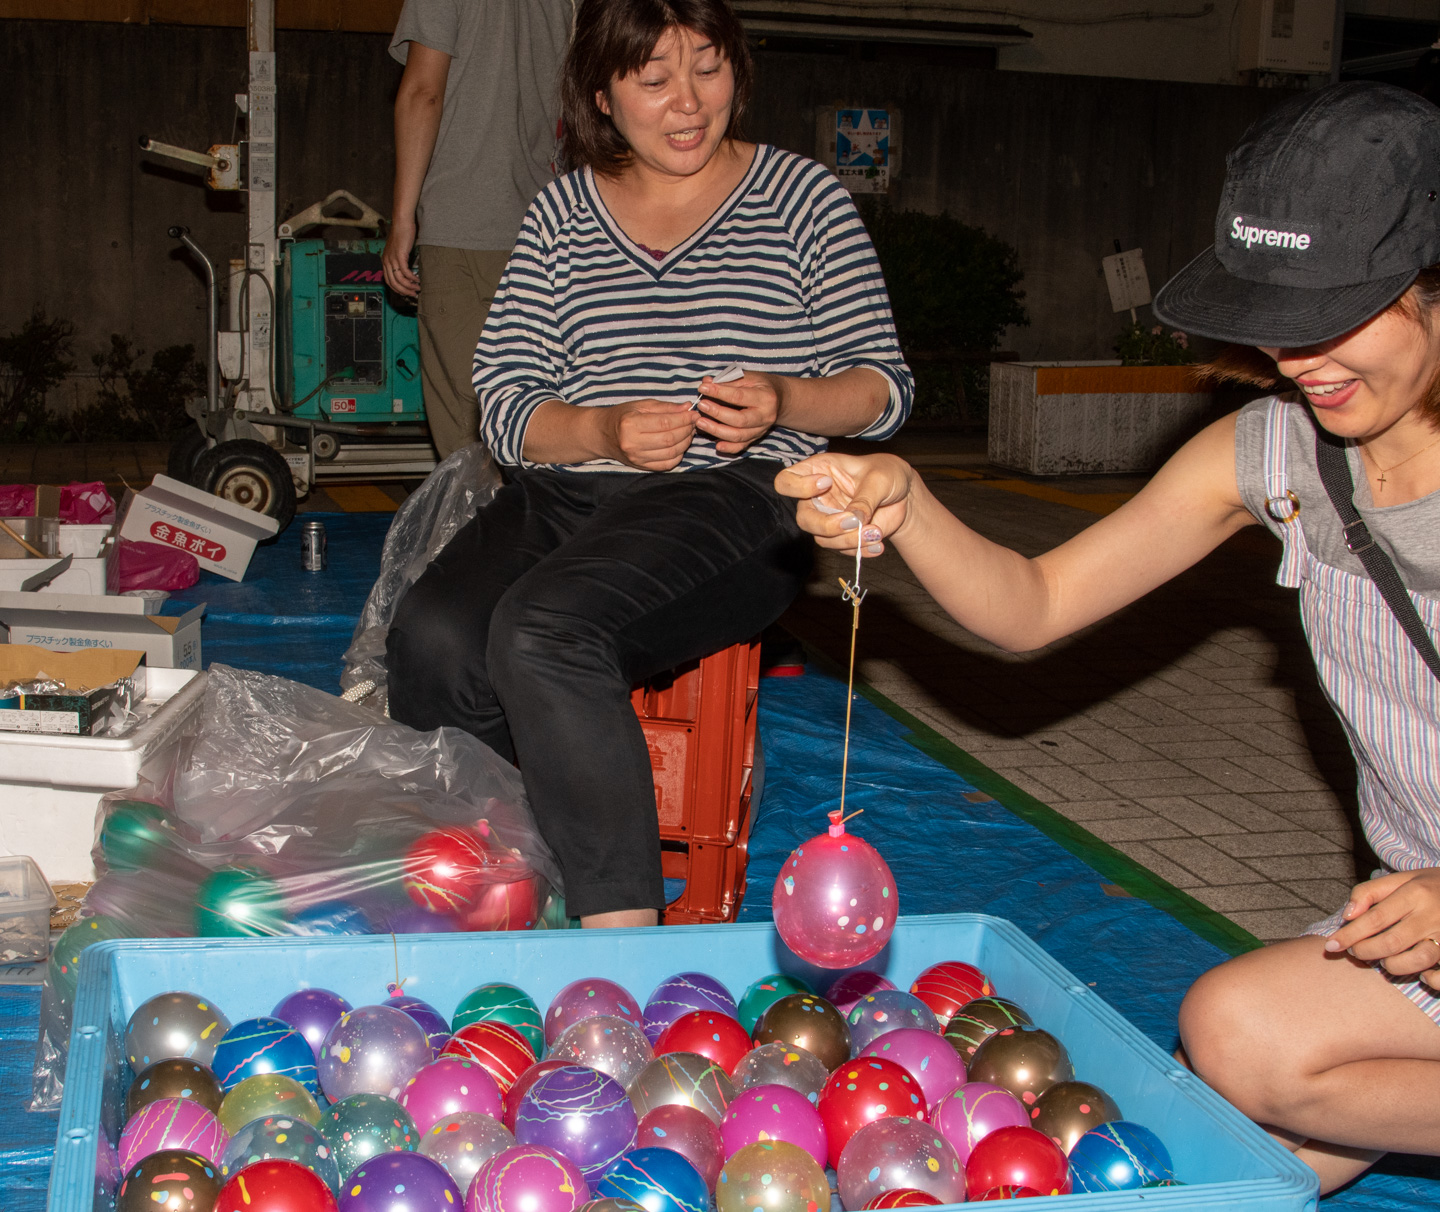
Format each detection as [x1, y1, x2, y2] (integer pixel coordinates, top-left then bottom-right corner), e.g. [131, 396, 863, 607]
[1261, 398, 1440, 1023]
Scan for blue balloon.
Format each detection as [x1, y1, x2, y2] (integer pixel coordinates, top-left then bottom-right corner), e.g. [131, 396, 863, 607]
[1069, 1121, 1174, 1192]
[597, 1147, 708, 1212]
[212, 1016, 321, 1095]
[291, 901, 373, 936]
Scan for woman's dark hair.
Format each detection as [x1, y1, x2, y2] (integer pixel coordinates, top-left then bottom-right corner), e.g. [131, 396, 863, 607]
[1198, 265, 1440, 426]
[560, 0, 753, 175]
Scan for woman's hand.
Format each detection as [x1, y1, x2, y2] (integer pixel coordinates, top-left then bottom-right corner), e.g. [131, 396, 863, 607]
[1325, 869, 1440, 988]
[598, 399, 697, 471]
[694, 373, 781, 454]
[774, 452, 918, 556]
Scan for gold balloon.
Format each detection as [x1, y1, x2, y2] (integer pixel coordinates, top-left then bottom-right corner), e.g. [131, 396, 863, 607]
[217, 1072, 323, 1136]
[966, 1026, 1072, 1106]
[1030, 1080, 1122, 1154]
[942, 997, 1032, 1062]
[126, 1059, 224, 1118]
[751, 994, 851, 1072]
[117, 1148, 222, 1212]
[627, 1052, 735, 1124]
[717, 1139, 831, 1212]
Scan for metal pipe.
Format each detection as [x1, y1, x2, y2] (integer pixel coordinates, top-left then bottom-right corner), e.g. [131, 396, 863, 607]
[232, 410, 432, 439]
[169, 225, 219, 415]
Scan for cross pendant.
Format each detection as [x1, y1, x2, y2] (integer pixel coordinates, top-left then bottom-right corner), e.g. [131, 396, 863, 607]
[1377, 472, 1387, 490]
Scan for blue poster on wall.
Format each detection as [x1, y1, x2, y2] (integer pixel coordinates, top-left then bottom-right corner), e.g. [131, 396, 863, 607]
[835, 108, 890, 194]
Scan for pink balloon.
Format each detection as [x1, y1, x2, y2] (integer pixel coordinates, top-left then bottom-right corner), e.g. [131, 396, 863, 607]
[719, 1083, 828, 1171]
[932, 1081, 1030, 1166]
[401, 1055, 504, 1133]
[544, 979, 641, 1046]
[118, 1096, 229, 1171]
[466, 1143, 589, 1212]
[859, 1028, 968, 1107]
[637, 1105, 725, 1191]
[825, 971, 897, 1017]
[772, 813, 897, 968]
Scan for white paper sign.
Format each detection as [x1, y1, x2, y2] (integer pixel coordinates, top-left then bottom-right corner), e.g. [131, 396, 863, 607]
[1102, 248, 1152, 313]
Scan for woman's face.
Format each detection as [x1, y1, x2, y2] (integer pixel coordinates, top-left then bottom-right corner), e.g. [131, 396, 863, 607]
[1260, 291, 1440, 440]
[598, 26, 734, 178]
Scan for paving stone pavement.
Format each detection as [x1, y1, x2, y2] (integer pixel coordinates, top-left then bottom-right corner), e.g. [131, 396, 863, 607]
[780, 444, 1370, 944]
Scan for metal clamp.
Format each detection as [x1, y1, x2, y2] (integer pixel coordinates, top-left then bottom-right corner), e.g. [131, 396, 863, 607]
[1344, 519, 1376, 555]
[1264, 489, 1301, 523]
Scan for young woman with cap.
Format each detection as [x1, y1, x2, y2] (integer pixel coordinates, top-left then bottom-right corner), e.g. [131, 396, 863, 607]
[777, 81, 1440, 1190]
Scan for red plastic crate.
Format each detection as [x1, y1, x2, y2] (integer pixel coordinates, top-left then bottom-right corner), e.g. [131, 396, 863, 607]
[631, 639, 761, 924]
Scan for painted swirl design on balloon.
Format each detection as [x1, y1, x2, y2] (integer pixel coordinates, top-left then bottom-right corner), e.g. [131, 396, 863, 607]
[212, 1016, 319, 1093]
[119, 1096, 230, 1171]
[641, 973, 738, 1044]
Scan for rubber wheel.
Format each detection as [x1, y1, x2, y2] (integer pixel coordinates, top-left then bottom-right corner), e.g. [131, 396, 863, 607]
[192, 439, 297, 534]
[165, 428, 211, 486]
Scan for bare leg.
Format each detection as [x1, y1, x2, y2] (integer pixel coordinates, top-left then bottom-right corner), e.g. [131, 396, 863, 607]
[1181, 936, 1440, 1193]
[581, 908, 659, 929]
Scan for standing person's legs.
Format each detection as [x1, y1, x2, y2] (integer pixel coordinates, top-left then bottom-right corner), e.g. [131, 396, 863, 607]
[416, 246, 511, 459]
[484, 461, 812, 924]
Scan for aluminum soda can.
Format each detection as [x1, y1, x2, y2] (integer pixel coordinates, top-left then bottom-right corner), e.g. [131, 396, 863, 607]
[301, 519, 327, 571]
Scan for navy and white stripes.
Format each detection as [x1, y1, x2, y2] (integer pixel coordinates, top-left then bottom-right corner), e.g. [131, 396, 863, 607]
[473, 144, 913, 471]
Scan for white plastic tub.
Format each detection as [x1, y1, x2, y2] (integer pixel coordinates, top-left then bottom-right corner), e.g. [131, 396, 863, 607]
[0, 668, 206, 883]
[0, 855, 54, 962]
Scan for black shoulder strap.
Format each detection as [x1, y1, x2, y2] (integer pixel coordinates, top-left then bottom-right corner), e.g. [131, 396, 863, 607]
[1308, 411, 1440, 682]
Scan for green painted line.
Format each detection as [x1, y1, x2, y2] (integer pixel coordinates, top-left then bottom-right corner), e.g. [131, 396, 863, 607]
[799, 648, 1262, 958]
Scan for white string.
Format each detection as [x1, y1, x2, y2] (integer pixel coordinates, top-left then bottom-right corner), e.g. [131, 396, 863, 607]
[837, 533, 866, 812]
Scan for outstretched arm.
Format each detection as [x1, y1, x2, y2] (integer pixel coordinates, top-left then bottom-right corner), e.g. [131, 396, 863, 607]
[775, 412, 1256, 653]
[382, 42, 450, 298]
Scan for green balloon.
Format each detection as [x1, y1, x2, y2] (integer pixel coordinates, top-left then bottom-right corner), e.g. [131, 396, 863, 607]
[738, 973, 814, 1034]
[99, 800, 171, 871]
[48, 914, 133, 1004]
[323, 1093, 418, 1182]
[195, 867, 287, 938]
[451, 982, 544, 1055]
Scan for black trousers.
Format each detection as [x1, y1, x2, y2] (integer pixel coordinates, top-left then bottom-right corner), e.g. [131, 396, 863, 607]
[386, 459, 811, 917]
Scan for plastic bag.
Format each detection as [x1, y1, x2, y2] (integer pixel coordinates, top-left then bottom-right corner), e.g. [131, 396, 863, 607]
[31, 662, 564, 1111]
[340, 443, 500, 712]
[115, 537, 200, 592]
[0, 481, 115, 523]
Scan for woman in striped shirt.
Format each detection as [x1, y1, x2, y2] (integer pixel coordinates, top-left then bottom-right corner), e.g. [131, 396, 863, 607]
[780, 83, 1440, 1192]
[386, 0, 913, 928]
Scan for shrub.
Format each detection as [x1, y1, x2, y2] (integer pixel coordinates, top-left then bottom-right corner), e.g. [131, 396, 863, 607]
[0, 309, 76, 440]
[1114, 323, 1192, 366]
[73, 336, 205, 441]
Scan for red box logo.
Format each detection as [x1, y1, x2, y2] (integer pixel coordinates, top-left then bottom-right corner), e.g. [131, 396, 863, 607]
[331, 397, 357, 413]
[150, 521, 225, 562]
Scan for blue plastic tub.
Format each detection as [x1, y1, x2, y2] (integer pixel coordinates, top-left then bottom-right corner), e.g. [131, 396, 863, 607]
[50, 914, 1317, 1211]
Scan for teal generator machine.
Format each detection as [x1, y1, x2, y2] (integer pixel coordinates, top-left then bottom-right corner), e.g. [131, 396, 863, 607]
[282, 237, 424, 425]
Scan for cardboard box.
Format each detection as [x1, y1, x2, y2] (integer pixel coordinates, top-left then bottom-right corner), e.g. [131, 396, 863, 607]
[0, 645, 147, 736]
[0, 592, 203, 670]
[118, 474, 280, 581]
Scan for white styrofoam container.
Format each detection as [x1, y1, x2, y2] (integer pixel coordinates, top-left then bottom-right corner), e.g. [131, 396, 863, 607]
[57, 525, 112, 560]
[989, 360, 1213, 475]
[0, 668, 206, 883]
[0, 554, 111, 595]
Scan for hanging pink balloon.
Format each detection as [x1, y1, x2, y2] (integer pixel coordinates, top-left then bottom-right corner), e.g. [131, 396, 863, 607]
[772, 811, 898, 968]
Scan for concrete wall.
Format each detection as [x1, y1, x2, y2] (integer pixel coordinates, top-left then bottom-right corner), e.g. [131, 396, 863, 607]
[2, 18, 1283, 376]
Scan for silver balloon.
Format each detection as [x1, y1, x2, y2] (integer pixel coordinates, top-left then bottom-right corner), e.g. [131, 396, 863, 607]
[318, 1004, 432, 1101]
[418, 1112, 515, 1190]
[551, 1014, 654, 1089]
[730, 1042, 829, 1103]
[125, 991, 232, 1070]
[626, 1052, 734, 1125]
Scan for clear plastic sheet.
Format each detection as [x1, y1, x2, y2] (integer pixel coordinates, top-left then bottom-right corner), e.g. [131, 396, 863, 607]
[340, 444, 500, 712]
[32, 662, 563, 1111]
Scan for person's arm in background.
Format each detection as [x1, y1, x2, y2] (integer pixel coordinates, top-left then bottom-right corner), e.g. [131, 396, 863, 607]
[382, 43, 451, 298]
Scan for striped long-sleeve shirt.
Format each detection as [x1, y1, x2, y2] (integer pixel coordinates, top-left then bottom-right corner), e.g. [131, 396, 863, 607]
[473, 144, 914, 471]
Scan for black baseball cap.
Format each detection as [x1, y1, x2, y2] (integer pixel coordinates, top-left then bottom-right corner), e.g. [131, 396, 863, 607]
[1153, 82, 1440, 348]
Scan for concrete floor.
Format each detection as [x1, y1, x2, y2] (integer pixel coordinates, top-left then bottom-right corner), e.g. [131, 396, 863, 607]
[13, 433, 1365, 943]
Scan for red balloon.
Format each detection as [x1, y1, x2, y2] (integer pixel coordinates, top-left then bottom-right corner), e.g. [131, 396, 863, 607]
[403, 827, 493, 914]
[460, 872, 541, 932]
[863, 1191, 943, 1208]
[214, 1158, 338, 1212]
[440, 1021, 537, 1095]
[504, 1060, 572, 1132]
[655, 1011, 752, 1075]
[817, 1057, 927, 1169]
[965, 1127, 1071, 1199]
[973, 1187, 1043, 1201]
[909, 962, 993, 1027]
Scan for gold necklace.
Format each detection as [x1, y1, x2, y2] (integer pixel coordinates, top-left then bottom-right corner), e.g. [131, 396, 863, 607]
[1359, 432, 1440, 492]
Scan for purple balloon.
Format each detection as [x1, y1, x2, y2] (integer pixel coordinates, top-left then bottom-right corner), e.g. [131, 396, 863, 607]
[118, 1096, 229, 1171]
[931, 1081, 1030, 1166]
[339, 1149, 461, 1211]
[544, 979, 641, 1046]
[718, 1083, 827, 1170]
[515, 1065, 637, 1185]
[273, 988, 354, 1061]
[386, 987, 452, 1056]
[846, 990, 941, 1056]
[466, 1143, 590, 1212]
[825, 971, 897, 1017]
[400, 1056, 504, 1133]
[636, 1105, 724, 1191]
[642, 973, 738, 1045]
[859, 1027, 968, 1107]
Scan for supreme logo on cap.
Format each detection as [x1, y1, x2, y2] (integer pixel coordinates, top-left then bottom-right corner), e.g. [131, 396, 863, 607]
[1229, 214, 1313, 252]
